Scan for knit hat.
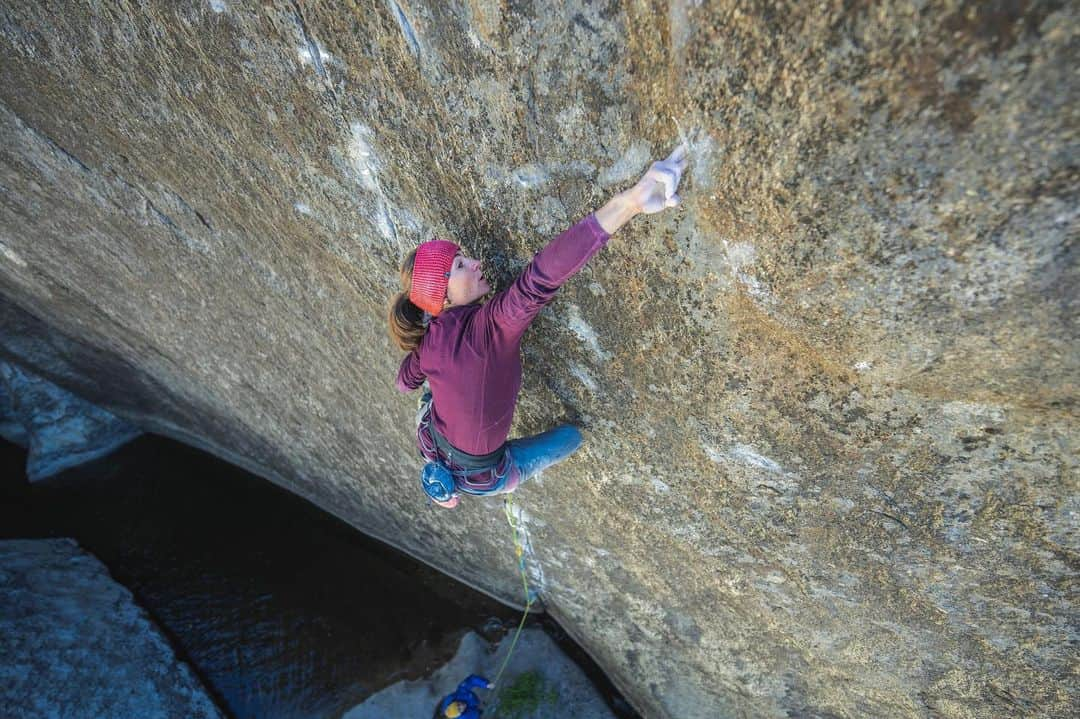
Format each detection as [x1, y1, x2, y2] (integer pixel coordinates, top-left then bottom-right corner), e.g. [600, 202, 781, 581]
[409, 239, 459, 316]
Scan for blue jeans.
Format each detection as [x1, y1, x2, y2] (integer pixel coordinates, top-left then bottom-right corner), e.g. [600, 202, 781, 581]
[506, 424, 583, 485]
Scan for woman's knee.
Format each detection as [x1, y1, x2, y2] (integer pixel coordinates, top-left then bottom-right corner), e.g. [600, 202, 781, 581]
[533, 424, 583, 458]
[522, 423, 582, 449]
[508, 424, 584, 481]
[555, 424, 583, 452]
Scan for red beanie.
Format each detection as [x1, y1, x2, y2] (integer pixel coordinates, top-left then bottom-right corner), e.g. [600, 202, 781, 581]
[409, 239, 459, 316]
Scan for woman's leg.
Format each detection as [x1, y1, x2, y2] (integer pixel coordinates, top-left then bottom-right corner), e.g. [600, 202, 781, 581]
[452, 426, 582, 499]
[506, 424, 583, 485]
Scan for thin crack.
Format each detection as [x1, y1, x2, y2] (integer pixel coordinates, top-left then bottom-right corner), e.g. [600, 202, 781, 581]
[9, 111, 93, 175]
[174, 193, 214, 231]
[291, 1, 329, 82]
[387, 0, 421, 58]
[868, 509, 909, 530]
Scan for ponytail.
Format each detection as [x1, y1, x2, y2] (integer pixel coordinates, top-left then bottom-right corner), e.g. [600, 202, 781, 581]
[387, 249, 427, 352]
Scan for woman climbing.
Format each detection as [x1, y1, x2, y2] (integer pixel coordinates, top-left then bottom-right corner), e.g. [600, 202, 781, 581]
[389, 142, 688, 508]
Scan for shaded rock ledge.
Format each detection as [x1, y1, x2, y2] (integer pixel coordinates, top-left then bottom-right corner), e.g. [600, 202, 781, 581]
[0, 360, 140, 481]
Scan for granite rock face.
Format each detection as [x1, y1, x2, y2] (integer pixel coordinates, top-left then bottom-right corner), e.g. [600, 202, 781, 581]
[0, 538, 223, 719]
[0, 360, 140, 480]
[0, 2, 1076, 717]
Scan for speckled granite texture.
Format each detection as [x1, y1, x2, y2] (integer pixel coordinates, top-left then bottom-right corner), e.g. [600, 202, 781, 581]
[0, 2, 1075, 717]
[0, 361, 140, 480]
[0, 538, 223, 719]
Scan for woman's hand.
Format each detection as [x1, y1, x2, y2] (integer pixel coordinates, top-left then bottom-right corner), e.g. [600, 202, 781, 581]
[625, 142, 689, 214]
[595, 142, 690, 234]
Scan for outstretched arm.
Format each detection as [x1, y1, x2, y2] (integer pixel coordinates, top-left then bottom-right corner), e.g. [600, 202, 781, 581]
[473, 213, 611, 340]
[473, 142, 689, 341]
[593, 192, 639, 236]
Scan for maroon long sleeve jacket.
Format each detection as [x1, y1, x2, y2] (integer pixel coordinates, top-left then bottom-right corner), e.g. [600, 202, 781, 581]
[396, 212, 610, 455]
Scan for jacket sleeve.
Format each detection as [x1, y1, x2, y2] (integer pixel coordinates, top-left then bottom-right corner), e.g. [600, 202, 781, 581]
[395, 350, 425, 392]
[474, 213, 610, 342]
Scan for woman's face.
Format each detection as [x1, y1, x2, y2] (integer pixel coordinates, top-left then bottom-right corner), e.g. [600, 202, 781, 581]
[445, 252, 491, 307]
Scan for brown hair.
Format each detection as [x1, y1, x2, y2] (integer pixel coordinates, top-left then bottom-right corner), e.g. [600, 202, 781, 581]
[387, 248, 427, 352]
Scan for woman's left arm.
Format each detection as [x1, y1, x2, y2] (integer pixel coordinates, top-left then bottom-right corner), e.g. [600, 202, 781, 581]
[594, 191, 640, 235]
[471, 142, 688, 341]
[598, 141, 689, 233]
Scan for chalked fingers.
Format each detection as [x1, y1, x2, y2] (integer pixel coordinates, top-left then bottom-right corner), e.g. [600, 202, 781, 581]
[650, 163, 678, 199]
[667, 141, 689, 165]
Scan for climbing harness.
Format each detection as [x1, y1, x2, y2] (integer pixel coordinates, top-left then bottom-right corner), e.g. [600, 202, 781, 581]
[430, 418, 506, 470]
[489, 493, 537, 692]
[417, 392, 514, 501]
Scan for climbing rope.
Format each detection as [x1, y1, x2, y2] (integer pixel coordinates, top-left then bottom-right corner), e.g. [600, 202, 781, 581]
[489, 494, 537, 691]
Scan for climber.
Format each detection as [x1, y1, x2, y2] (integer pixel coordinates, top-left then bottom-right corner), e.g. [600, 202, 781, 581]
[389, 142, 688, 507]
[432, 674, 493, 719]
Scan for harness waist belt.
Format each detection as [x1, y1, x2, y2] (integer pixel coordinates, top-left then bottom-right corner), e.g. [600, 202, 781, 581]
[429, 415, 506, 470]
